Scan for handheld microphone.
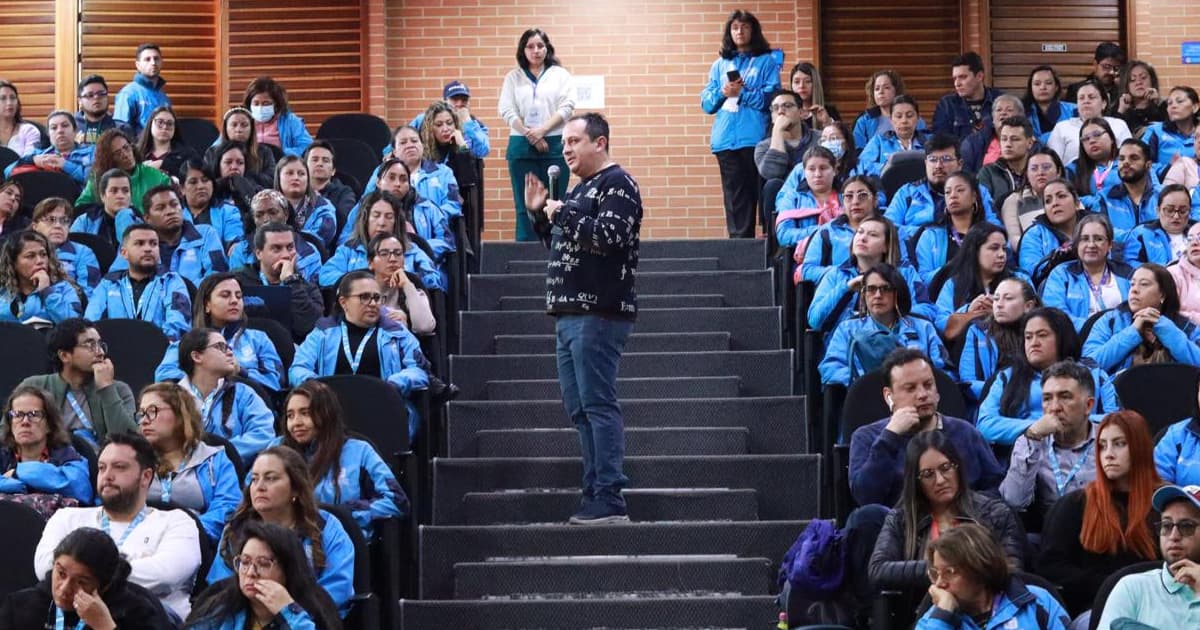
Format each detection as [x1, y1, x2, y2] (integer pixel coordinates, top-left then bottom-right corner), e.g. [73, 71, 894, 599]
[547, 165, 561, 201]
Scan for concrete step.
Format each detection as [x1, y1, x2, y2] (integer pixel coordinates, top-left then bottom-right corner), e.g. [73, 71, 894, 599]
[499, 293, 727, 310]
[458, 487, 760, 525]
[505, 256, 721, 274]
[398, 595, 778, 628]
[468, 270, 774, 310]
[475, 427, 751, 458]
[483, 376, 741, 401]
[493, 331, 732, 354]
[480, 238, 767, 274]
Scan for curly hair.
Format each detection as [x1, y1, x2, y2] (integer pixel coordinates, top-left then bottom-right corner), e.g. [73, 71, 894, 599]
[89, 128, 139, 188]
[0, 231, 72, 297]
[420, 101, 463, 162]
[2, 385, 71, 452]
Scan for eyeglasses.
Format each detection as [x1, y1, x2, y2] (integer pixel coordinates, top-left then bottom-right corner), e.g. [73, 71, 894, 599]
[925, 155, 958, 165]
[111, 144, 133, 155]
[375, 249, 405, 259]
[205, 341, 232, 354]
[1099, 63, 1123, 74]
[234, 554, 277, 575]
[38, 215, 71, 226]
[863, 284, 895, 295]
[1028, 163, 1056, 173]
[1077, 234, 1109, 244]
[1080, 130, 1108, 143]
[770, 102, 799, 113]
[7, 409, 46, 424]
[1161, 205, 1191, 218]
[80, 90, 108, 99]
[152, 119, 175, 129]
[134, 405, 159, 423]
[917, 461, 958, 481]
[1158, 520, 1200, 537]
[78, 340, 108, 354]
[926, 565, 961, 583]
[351, 292, 384, 305]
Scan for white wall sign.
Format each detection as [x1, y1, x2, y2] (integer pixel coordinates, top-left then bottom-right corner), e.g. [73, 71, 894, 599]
[574, 75, 605, 109]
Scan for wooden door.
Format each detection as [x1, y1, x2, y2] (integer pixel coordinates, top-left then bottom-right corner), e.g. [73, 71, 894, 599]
[0, 1, 58, 121]
[989, 0, 1125, 95]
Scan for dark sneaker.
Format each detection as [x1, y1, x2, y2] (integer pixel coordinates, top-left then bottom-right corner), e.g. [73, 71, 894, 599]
[569, 501, 630, 525]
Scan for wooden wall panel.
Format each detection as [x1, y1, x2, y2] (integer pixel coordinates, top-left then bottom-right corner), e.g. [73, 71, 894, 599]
[989, 0, 1124, 95]
[0, 1, 58, 122]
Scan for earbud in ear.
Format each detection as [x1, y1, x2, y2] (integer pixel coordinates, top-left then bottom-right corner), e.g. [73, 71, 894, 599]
[885, 394, 894, 409]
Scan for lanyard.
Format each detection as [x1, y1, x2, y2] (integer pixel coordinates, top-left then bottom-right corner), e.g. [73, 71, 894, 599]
[189, 382, 223, 429]
[1085, 267, 1113, 312]
[53, 606, 85, 630]
[100, 507, 147, 547]
[158, 447, 193, 504]
[340, 323, 375, 374]
[121, 275, 158, 320]
[64, 391, 95, 433]
[1046, 436, 1093, 496]
[1094, 160, 1116, 192]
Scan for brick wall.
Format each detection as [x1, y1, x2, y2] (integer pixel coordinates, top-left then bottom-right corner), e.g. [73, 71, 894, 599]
[1130, 0, 1200, 88]
[379, 0, 817, 241]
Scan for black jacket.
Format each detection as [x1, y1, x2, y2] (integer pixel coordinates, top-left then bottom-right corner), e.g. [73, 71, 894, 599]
[235, 265, 324, 341]
[0, 577, 174, 630]
[317, 177, 358, 232]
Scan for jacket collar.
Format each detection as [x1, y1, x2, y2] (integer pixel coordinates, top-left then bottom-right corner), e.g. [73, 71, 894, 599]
[132, 72, 165, 90]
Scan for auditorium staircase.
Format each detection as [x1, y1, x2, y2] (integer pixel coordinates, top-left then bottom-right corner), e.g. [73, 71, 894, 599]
[398, 239, 819, 628]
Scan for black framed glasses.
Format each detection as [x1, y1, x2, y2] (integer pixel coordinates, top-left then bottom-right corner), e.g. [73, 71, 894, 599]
[351, 292, 384, 305]
[863, 284, 895, 296]
[134, 405, 159, 423]
[7, 409, 46, 424]
[1158, 520, 1200, 537]
[78, 340, 108, 354]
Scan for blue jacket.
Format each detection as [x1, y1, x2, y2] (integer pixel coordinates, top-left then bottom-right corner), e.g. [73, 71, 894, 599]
[1082, 305, 1200, 373]
[1094, 182, 1162, 249]
[113, 73, 170, 136]
[885, 180, 997, 242]
[270, 436, 409, 538]
[851, 106, 928, 148]
[1124, 220, 1189, 266]
[319, 239, 443, 292]
[56, 241, 102, 297]
[773, 169, 839, 248]
[295, 195, 339, 251]
[352, 160, 461, 262]
[915, 579, 1070, 630]
[911, 222, 971, 284]
[1016, 215, 1071, 275]
[228, 231, 322, 285]
[807, 262, 935, 332]
[1142, 120, 1197, 169]
[156, 325, 284, 391]
[855, 131, 926, 178]
[1028, 100, 1077, 144]
[185, 200, 246, 249]
[1040, 261, 1132, 331]
[960, 122, 998, 175]
[186, 603, 319, 630]
[959, 323, 1000, 400]
[933, 272, 1032, 333]
[932, 87, 1004, 140]
[69, 206, 139, 253]
[180, 376, 276, 462]
[411, 112, 492, 159]
[1065, 159, 1123, 197]
[108, 222, 228, 287]
[272, 110, 314, 158]
[819, 314, 949, 386]
[146, 441, 241, 543]
[84, 270, 192, 341]
[798, 215, 856, 284]
[208, 510, 355, 614]
[1155, 417, 1200, 487]
[700, 51, 781, 152]
[0, 281, 83, 325]
[977, 365, 1118, 444]
[4, 144, 96, 183]
[0, 444, 93, 504]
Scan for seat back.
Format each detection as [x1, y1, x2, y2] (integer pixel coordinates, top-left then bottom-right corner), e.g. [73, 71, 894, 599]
[299, 231, 329, 262]
[92, 319, 170, 396]
[316, 375, 410, 462]
[67, 232, 118, 274]
[839, 367, 966, 444]
[176, 117, 220, 153]
[0, 501, 47, 598]
[10, 171, 82, 214]
[0, 147, 19, 174]
[0, 322, 50, 401]
[1088, 560, 1161, 630]
[201, 432, 246, 481]
[1114, 364, 1200, 437]
[879, 150, 926, 201]
[323, 137, 381, 192]
[246, 316, 294, 371]
[317, 113, 393, 156]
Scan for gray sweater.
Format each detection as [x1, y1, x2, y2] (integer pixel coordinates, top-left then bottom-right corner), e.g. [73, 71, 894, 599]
[19, 373, 137, 439]
[753, 129, 817, 181]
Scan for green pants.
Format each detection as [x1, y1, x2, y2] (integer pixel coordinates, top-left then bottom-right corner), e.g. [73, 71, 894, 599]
[507, 135, 568, 241]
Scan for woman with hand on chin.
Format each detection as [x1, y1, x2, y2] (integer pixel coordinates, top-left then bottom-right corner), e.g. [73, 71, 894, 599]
[1083, 263, 1200, 372]
[186, 521, 341, 630]
[0, 231, 84, 326]
[30, 198, 102, 297]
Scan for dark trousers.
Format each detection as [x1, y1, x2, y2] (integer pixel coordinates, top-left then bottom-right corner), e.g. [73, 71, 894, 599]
[715, 147, 759, 238]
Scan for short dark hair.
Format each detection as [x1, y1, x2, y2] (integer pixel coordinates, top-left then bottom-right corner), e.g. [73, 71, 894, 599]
[926, 523, 1010, 595]
[951, 51, 985, 75]
[176, 157, 214, 185]
[302, 139, 336, 164]
[100, 431, 158, 472]
[121, 222, 157, 244]
[770, 89, 803, 109]
[1119, 137, 1152, 162]
[52, 528, 132, 592]
[135, 43, 161, 59]
[337, 270, 376, 298]
[253, 222, 294, 252]
[891, 94, 921, 115]
[178, 327, 216, 377]
[568, 112, 611, 151]
[78, 74, 108, 95]
[48, 318, 98, 371]
[99, 168, 130, 194]
[881, 348, 932, 387]
[998, 115, 1034, 139]
[1094, 41, 1126, 64]
[1042, 360, 1096, 398]
[141, 183, 178, 215]
[925, 133, 962, 159]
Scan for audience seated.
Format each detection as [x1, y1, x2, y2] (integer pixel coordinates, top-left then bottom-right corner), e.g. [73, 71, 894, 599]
[108, 185, 229, 286]
[174, 328, 276, 461]
[179, 158, 246, 250]
[232, 222, 324, 341]
[1069, 117, 1123, 201]
[856, 94, 926, 178]
[1065, 43, 1124, 105]
[84, 223, 193, 342]
[1094, 484, 1200, 629]
[75, 74, 127, 146]
[1141, 86, 1198, 176]
[35, 432, 202, 621]
[849, 348, 1002, 508]
[1082, 263, 1200, 372]
[228, 190, 321, 284]
[1048, 81, 1133, 166]
[136, 106, 199, 179]
[0, 79, 44, 156]
[798, 175, 879, 284]
[207, 446, 355, 615]
[275, 380, 408, 538]
[2, 527, 174, 629]
[367, 233, 437, 335]
[0, 231, 84, 325]
[931, 222, 1021, 341]
[1017, 178, 1085, 277]
[911, 171, 988, 283]
[1169, 221, 1200, 326]
[336, 155, 412, 247]
[1040, 214, 1133, 330]
[788, 62, 840, 133]
[19, 318, 138, 443]
[959, 277, 1040, 400]
[1037, 410, 1161, 618]
[999, 148, 1066, 250]
[933, 52, 1005, 141]
[998, 360, 1099, 516]
[242, 76, 313, 158]
[156, 272, 284, 391]
[410, 80, 492, 159]
[113, 44, 170, 138]
[977, 115, 1035, 204]
[323, 188, 441, 292]
[917, 522, 1070, 629]
[205, 108, 275, 188]
[0, 180, 26, 237]
[960, 94, 1023, 175]
[1124, 183, 1193, 265]
[32, 198, 102, 296]
[4, 110, 95, 184]
[1093, 139, 1162, 248]
[852, 69, 928, 148]
[75, 129, 170, 213]
[137, 382, 240, 544]
[185, 520, 341, 630]
[210, 140, 267, 205]
[304, 140, 357, 227]
[1023, 65, 1077, 144]
[1116, 61, 1168, 137]
[775, 146, 841, 249]
[754, 89, 817, 183]
[885, 133, 997, 242]
[274, 156, 337, 251]
[69, 167, 139, 253]
[0, 385, 93, 510]
[978, 308, 1118, 445]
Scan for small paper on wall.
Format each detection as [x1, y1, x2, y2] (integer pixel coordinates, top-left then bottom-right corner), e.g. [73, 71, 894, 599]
[574, 75, 606, 109]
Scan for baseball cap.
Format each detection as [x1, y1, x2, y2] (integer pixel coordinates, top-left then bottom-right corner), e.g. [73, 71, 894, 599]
[1152, 485, 1200, 513]
[443, 81, 470, 100]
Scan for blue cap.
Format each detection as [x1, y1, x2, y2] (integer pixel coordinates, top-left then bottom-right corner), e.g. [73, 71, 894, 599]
[1152, 485, 1200, 513]
[443, 81, 470, 100]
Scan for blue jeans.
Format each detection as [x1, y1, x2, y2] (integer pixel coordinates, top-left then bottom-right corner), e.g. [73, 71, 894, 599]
[555, 314, 634, 507]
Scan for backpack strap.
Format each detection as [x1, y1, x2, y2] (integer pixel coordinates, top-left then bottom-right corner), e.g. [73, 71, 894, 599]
[820, 288, 858, 333]
[1035, 599, 1050, 630]
[821, 229, 833, 266]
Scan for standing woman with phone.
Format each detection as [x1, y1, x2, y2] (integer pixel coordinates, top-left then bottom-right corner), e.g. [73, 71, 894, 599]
[499, 28, 575, 242]
[701, 10, 780, 239]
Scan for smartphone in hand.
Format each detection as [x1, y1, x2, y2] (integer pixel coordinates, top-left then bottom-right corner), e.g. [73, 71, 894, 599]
[726, 69, 742, 83]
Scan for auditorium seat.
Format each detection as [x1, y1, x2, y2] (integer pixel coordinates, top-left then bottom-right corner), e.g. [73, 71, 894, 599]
[317, 113, 393, 156]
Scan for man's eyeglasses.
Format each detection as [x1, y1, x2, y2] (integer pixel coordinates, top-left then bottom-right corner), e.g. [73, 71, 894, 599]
[78, 340, 108, 354]
[1099, 63, 1123, 74]
[1158, 520, 1200, 537]
[925, 155, 958, 165]
[7, 410, 46, 424]
[351, 292, 384, 305]
[80, 91, 108, 99]
[770, 102, 799, 113]
[917, 461, 958, 481]
[374, 249, 405, 260]
[234, 555, 277, 574]
[38, 216, 71, 226]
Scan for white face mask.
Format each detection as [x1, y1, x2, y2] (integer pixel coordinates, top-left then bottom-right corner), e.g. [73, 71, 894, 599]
[250, 104, 275, 123]
[821, 139, 846, 160]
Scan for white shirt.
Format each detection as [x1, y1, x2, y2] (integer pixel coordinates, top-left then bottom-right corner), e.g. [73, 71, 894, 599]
[34, 505, 201, 620]
[1046, 116, 1132, 166]
[498, 65, 576, 136]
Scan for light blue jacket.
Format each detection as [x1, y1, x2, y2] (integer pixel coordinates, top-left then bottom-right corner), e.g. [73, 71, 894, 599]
[295, 195, 339, 251]
[208, 509, 355, 614]
[1082, 305, 1200, 373]
[700, 51, 781, 153]
[959, 323, 1000, 400]
[228, 231, 322, 284]
[1027, 101, 1077, 144]
[819, 315, 948, 386]
[108, 222, 228, 287]
[184, 200, 246, 249]
[915, 580, 1069, 630]
[69, 207, 139, 252]
[1142, 120, 1197, 169]
[912, 223, 971, 284]
[807, 262, 935, 332]
[1094, 181, 1162, 249]
[977, 365, 1118, 444]
[1155, 417, 1200, 487]
[272, 110, 314, 158]
[179, 376, 276, 462]
[146, 441, 241, 543]
[1040, 261, 1132, 331]
[57, 241, 102, 297]
[186, 603, 319, 630]
[156, 325, 284, 391]
[798, 215, 856, 284]
[773, 169, 838, 248]
[1124, 220, 1188, 266]
[933, 272, 1031, 333]
[1017, 216, 1071, 275]
[350, 160, 462, 263]
[851, 107, 928, 148]
[84, 270, 192, 341]
[319, 240, 443, 292]
[113, 73, 170, 136]
[1065, 159, 1123, 197]
[0, 281, 83, 325]
[4, 143, 96, 183]
[885, 180, 997, 242]
[0, 444, 93, 504]
[411, 112, 492, 159]
[854, 131, 926, 177]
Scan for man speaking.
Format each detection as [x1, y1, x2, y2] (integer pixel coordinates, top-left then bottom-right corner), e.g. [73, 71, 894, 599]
[524, 113, 643, 524]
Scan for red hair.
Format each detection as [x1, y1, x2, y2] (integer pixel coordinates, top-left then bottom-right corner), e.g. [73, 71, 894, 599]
[1079, 410, 1161, 558]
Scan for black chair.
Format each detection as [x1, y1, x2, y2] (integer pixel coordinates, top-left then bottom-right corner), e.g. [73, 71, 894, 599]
[316, 375, 410, 462]
[0, 501, 47, 598]
[333, 170, 363, 198]
[0, 322, 50, 401]
[246, 316, 294, 372]
[92, 319, 170, 396]
[0, 147, 18, 174]
[265, 143, 284, 162]
[299, 230, 329, 262]
[176, 117, 220, 153]
[10, 171, 82, 214]
[317, 113, 393, 156]
[320, 503, 380, 630]
[762, 177, 784, 256]
[324, 138, 380, 195]
[879, 150, 926, 201]
[68, 232, 118, 274]
[1088, 560, 1161, 630]
[201, 432, 246, 481]
[1114, 363, 1200, 438]
[182, 277, 199, 302]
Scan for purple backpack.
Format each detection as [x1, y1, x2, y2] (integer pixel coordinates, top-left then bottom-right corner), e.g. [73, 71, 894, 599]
[778, 519, 847, 598]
